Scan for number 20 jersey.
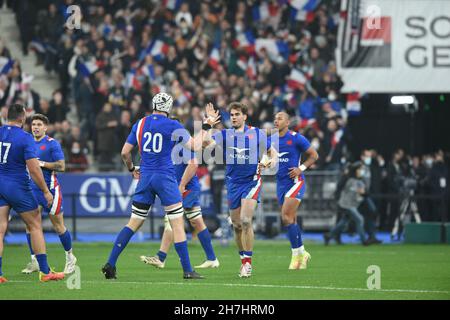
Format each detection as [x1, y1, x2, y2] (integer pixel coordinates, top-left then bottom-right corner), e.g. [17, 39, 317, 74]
[126, 113, 187, 177]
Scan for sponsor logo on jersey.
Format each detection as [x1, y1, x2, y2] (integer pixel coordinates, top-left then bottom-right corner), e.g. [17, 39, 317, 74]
[278, 151, 290, 162]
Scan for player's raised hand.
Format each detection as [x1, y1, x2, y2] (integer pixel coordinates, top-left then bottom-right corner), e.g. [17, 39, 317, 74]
[204, 103, 221, 127]
[44, 190, 54, 208]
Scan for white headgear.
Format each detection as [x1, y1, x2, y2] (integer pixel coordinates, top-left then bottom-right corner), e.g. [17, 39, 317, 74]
[152, 92, 173, 114]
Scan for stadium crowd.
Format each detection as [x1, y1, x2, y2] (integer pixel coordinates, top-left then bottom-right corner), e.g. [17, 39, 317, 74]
[2, 0, 349, 170]
[0, 0, 448, 227]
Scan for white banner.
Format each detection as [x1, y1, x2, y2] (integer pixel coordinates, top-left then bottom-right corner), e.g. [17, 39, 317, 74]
[336, 0, 450, 93]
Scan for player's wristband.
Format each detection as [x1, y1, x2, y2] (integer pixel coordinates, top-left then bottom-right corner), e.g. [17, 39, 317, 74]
[128, 166, 135, 172]
[202, 123, 212, 130]
[299, 164, 307, 172]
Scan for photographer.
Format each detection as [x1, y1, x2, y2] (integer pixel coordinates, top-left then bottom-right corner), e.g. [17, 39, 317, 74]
[359, 150, 383, 244]
[428, 152, 448, 222]
[324, 162, 370, 246]
[391, 156, 422, 239]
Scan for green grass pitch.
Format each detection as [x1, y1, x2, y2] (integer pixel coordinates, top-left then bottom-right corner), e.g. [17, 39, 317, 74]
[1, 241, 450, 300]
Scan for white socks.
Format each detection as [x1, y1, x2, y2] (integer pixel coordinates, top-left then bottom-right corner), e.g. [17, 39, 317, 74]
[292, 246, 306, 256]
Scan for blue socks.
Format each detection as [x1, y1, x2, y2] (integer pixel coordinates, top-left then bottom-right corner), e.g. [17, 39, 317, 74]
[26, 233, 34, 255]
[0, 257, 2, 276]
[198, 228, 216, 261]
[287, 223, 303, 249]
[58, 230, 72, 252]
[28, 230, 72, 254]
[35, 254, 50, 274]
[157, 250, 167, 262]
[174, 240, 193, 272]
[107, 226, 134, 267]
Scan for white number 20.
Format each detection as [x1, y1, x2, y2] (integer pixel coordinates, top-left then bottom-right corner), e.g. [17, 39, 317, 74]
[142, 132, 163, 153]
[0, 142, 11, 164]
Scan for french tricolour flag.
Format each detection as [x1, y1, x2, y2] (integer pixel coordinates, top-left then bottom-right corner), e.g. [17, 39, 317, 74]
[246, 57, 257, 79]
[163, 0, 182, 11]
[346, 92, 361, 116]
[126, 69, 142, 91]
[140, 39, 170, 62]
[237, 56, 247, 71]
[149, 40, 170, 61]
[208, 46, 221, 71]
[30, 40, 46, 53]
[0, 57, 14, 75]
[141, 64, 156, 81]
[252, 2, 270, 21]
[287, 68, 307, 90]
[233, 31, 255, 54]
[255, 39, 289, 59]
[78, 59, 99, 77]
[289, 0, 320, 23]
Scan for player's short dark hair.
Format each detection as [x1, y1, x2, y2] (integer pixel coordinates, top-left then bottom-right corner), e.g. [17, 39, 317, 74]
[228, 102, 248, 115]
[7, 103, 25, 121]
[31, 114, 49, 125]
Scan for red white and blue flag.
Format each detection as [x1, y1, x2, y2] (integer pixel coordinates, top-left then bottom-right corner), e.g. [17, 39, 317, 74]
[126, 69, 142, 91]
[289, 0, 320, 23]
[255, 39, 289, 59]
[233, 31, 256, 54]
[0, 57, 14, 75]
[163, 0, 182, 11]
[78, 59, 99, 77]
[246, 56, 257, 79]
[287, 68, 307, 90]
[208, 46, 221, 71]
[141, 64, 156, 81]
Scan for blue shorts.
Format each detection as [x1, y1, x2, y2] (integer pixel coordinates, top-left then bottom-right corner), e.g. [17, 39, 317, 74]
[226, 177, 262, 210]
[133, 173, 182, 207]
[0, 179, 38, 214]
[32, 185, 64, 215]
[182, 189, 201, 209]
[277, 178, 306, 206]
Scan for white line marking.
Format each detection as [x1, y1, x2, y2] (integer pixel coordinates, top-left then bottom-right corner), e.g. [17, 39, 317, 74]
[7, 280, 450, 295]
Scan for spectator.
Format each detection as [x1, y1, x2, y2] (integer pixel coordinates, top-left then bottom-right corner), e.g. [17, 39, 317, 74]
[67, 141, 89, 173]
[48, 90, 69, 124]
[95, 102, 118, 171]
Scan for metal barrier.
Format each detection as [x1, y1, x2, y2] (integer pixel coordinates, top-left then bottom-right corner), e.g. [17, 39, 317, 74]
[7, 171, 447, 240]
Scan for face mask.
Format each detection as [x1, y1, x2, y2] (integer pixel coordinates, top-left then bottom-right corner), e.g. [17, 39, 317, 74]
[71, 148, 81, 154]
[235, 25, 243, 33]
[364, 157, 372, 166]
[425, 159, 433, 167]
[379, 160, 385, 167]
[328, 92, 336, 101]
[312, 141, 320, 150]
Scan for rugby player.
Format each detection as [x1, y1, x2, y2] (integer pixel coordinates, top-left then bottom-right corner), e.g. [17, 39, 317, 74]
[21, 114, 77, 275]
[102, 93, 220, 279]
[0, 104, 64, 283]
[272, 112, 318, 269]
